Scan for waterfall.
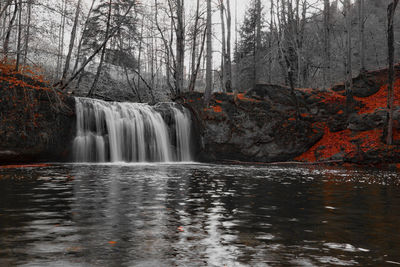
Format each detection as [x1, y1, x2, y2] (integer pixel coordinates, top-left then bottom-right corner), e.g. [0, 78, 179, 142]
[73, 97, 193, 163]
[171, 106, 192, 161]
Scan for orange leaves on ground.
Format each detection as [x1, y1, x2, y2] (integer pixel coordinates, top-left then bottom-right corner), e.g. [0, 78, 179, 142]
[108, 241, 117, 245]
[296, 127, 386, 162]
[354, 129, 383, 152]
[0, 61, 50, 91]
[320, 91, 346, 104]
[204, 105, 223, 113]
[213, 106, 222, 112]
[236, 93, 260, 102]
[295, 126, 354, 162]
[355, 79, 400, 114]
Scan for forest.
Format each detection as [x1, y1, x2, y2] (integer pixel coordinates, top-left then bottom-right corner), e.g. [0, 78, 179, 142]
[0, 0, 398, 98]
[0, 0, 400, 152]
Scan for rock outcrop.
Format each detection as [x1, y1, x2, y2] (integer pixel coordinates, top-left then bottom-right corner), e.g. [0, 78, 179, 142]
[183, 64, 400, 165]
[0, 64, 76, 164]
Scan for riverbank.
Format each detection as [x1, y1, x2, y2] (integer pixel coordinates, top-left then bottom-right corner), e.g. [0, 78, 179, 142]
[183, 64, 400, 166]
[1, 61, 400, 166]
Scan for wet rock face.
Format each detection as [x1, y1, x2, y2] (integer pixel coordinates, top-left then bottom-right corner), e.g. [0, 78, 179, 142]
[183, 91, 324, 163]
[183, 64, 400, 164]
[0, 81, 76, 164]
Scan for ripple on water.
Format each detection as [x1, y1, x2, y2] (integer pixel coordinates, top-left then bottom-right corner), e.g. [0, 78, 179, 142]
[0, 164, 399, 266]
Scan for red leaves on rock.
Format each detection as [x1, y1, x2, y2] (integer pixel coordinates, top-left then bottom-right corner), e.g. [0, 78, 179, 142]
[296, 126, 354, 162]
[355, 79, 400, 114]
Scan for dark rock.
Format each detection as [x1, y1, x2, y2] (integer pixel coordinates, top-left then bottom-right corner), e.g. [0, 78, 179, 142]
[347, 111, 386, 131]
[187, 91, 324, 163]
[246, 83, 306, 107]
[328, 114, 348, 132]
[0, 81, 76, 164]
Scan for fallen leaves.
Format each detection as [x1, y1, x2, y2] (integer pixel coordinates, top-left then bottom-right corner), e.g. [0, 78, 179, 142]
[0, 164, 52, 169]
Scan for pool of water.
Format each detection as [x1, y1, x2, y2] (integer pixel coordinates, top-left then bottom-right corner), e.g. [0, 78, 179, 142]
[0, 163, 400, 266]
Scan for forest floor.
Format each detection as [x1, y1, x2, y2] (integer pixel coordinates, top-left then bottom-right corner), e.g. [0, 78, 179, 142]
[294, 66, 400, 165]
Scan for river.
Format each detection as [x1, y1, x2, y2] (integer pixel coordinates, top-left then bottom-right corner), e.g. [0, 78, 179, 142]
[0, 163, 400, 266]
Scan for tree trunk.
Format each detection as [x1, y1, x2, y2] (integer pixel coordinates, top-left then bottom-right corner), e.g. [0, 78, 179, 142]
[88, 0, 112, 97]
[344, 0, 353, 115]
[358, 0, 366, 73]
[56, 0, 67, 79]
[225, 0, 233, 92]
[386, 0, 399, 145]
[60, 0, 82, 85]
[15, 0, 22, 71]
[72, 0, 95, 76]
[204, 0, 213, 106]
[3, 0, 17, 59]
[254, 0, 262, 85]
[189, 26, 207, 92]
[189, 0, 200, 92]
[175, 0, 185, 95]
[323, 0, 331, 88]
[220, 0, 226, 92]
[23, 0, 32, 65]
[268, 0, 274, 84]
[60, 2, 134, 91]
[0, 0, 12, 20]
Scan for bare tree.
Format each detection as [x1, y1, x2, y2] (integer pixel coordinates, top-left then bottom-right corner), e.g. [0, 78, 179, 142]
[3, 0, 18, 59]
[323, 0, 331, 88]
[343, 0, 353, 115]
[220, 0, 226, 92]
[204, 0, 212, 106]
[15, 0, 22, 71]
[254, 0, 262, 85]
[225, 0, 232, 92]
[175, 0, 185, 95]
[0, 0, 12, 20]
[358, 0, 366, 73]
[386, 0, 399, 145]
[60, 0, 82, 85]
[88, 0, 112, 97]
[23, 0, 33, 65]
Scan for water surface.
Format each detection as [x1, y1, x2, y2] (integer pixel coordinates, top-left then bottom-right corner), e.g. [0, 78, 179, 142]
[1, 164, 400, 266]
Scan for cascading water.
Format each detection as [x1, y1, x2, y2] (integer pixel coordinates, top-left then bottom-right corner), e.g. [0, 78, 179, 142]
[171, 105, 192, 161]
[73, 97, 193, 163]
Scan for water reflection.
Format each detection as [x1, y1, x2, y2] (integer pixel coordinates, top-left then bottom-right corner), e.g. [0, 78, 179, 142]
[0, 164, 400, 266]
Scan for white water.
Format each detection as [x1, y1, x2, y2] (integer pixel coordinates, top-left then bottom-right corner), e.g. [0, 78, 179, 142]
[73, 97, 193, 163]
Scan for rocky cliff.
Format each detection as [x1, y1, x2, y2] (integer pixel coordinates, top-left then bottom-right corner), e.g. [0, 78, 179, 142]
[183, 64, 400, 165]
[2, 60, 400, 166]
[0, 63, 76, 164]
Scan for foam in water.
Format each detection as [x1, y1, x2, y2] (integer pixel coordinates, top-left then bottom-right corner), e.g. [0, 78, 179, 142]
[73, 97, 193, 163]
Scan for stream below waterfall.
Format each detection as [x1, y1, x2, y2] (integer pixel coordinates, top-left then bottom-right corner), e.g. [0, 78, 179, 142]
[1, 163, 400, 266]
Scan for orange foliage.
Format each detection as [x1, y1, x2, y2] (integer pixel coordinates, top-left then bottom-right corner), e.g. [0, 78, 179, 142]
[296, 127, 386, 162]
[354, 129, 383, 152]
[0, 60, 50, 91]
[212, 105, 222, 112]
[296, 126, 354, 162]
[204, 105, 223, 113]
[355, 79, 400, 114]
[320, 91, 346, 104]
[237, 93, 261, 102]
